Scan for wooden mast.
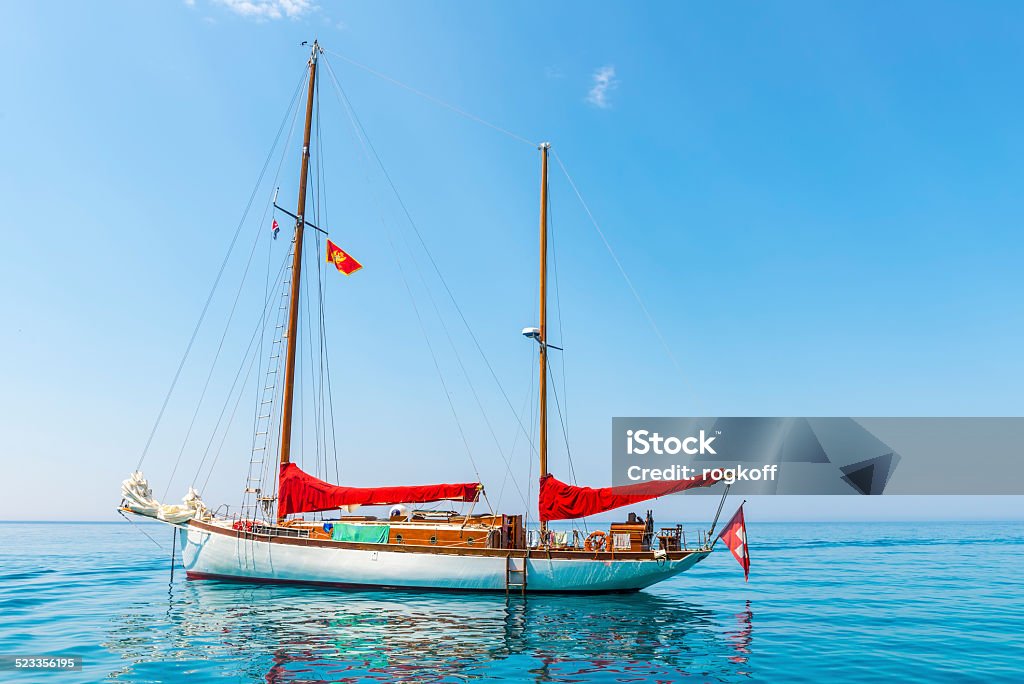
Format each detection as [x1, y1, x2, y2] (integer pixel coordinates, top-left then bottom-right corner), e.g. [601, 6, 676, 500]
[278, 40, 319, 520]
[538, 142, 550, 540]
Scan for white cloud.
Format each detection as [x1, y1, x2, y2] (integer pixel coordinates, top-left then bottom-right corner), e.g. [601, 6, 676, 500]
[215, 0, 316, 20]
[184, 0, 196, 7]
[586, 65, 617, 109]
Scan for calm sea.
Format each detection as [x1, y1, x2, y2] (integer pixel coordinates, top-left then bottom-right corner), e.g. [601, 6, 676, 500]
[0, 521, 1021, 682]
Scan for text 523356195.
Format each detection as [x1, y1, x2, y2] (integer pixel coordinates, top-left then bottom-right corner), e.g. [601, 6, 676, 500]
[2, 655, 83, 671]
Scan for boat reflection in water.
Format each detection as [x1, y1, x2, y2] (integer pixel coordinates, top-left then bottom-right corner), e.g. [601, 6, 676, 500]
[107, 580, 753, 682]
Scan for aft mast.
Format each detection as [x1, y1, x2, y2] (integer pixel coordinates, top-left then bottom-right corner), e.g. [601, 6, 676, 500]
[537, 142, 550, 540]
[277, 40, 320, 522]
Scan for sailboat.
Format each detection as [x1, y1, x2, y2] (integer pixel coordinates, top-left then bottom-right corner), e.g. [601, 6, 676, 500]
[120, 41, 731, 593]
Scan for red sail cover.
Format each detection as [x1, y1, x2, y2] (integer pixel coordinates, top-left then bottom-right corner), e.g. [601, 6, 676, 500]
[538, 472, 722, 521]
[278, 462, 481, 517]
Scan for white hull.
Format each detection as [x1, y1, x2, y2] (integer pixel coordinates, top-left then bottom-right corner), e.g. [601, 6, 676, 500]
[179, 522, 710, 593]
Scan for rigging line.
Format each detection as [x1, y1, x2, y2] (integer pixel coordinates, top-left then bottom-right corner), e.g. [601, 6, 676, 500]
[326, 64, 491, 502]
[552, 150, 700, 410]
[547, 192, 589, 537]
[314, 229, 336, 483]
[389, 222, 485, 487]
[311, 78, 332, 483]
[238, 68, 310, 512]
[494, 342, 536, 512]
[298, 253, 306, 473]
[201, 328, 263, 493]
[135, 66, 309, 472]
[165, 147, 295, 500]
[193, 249, 292, 488]
[322, 288, 341, 484]
[332, 77, 490, 497]
[161, 214, 261, 500]
[248, 241, 283, 513]
[326, 66, 511, 512]
[313, 196, 329, 484]
[300, 201, 321, 476]
[245, 248, 292, 518]
[252, 288, 290, 515]
[348, 74, 529, 507]
[118, 510, 167, 552]
[314, 226, 339, 484]
[309, 192, 340, 484]
[249, 86, 305, 504]
[546, 353, 580, 488]
[548, 180, 573, 484]
[322, 55, 540, 465]
[322, 48, 537, 148]
[163, 75, 307, 499]
[399, 216, 529, 508]
[183, 70, 306, 492]
[311, 63, 341, 486]
[308, 74, 327, 480]
[527, 344, 538, 528]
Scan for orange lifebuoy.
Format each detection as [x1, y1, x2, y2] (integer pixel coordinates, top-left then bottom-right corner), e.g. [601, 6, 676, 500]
[584, 530, 607, 552]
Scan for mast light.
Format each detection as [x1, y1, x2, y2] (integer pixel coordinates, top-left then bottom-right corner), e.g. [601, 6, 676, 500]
[521, 327, 562, 350]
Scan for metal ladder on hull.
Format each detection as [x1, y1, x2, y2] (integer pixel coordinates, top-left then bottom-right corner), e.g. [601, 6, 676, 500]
[506, 555, 527, 595]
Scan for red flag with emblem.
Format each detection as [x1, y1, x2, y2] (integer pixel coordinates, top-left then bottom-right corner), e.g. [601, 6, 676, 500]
[326, 239, 363, 276]
[718, 503, 750, 581]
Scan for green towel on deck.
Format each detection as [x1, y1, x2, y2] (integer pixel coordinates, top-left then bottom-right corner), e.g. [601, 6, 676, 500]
[331, 523, 389, 544]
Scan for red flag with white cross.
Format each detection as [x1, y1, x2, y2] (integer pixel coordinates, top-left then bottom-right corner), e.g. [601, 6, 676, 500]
[718, 503, 750, 581]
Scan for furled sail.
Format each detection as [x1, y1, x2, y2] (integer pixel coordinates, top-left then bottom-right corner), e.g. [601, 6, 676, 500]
[278, 463, 482, 517]
[538, 472, 721, 521]
[120, 471, 208, 524]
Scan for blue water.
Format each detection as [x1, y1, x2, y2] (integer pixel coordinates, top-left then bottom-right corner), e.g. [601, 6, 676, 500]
[0, 521, 1022, 682]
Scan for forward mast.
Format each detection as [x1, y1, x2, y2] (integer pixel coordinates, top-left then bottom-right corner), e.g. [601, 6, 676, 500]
[277, 40, 320, 521]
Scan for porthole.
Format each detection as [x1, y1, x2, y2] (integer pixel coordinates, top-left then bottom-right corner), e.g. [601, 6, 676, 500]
[395, 534, 403, 544]
[467, 537, 475, 547]
[430, 535, 438, 545]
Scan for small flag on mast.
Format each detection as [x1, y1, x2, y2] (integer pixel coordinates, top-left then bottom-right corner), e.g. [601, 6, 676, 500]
[271, 219, 280, 240]
[326, 239, 363, 276]
[717, 503, 750, 581]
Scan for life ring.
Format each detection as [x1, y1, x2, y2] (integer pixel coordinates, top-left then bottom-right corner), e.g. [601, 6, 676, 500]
[584, 530, 607, 552]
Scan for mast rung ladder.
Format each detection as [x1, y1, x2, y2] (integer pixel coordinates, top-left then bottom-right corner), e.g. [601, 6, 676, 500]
[505, 555, 527, 595]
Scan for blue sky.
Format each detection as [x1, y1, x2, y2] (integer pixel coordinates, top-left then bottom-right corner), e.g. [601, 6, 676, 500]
[1, 1, 1022, 521]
